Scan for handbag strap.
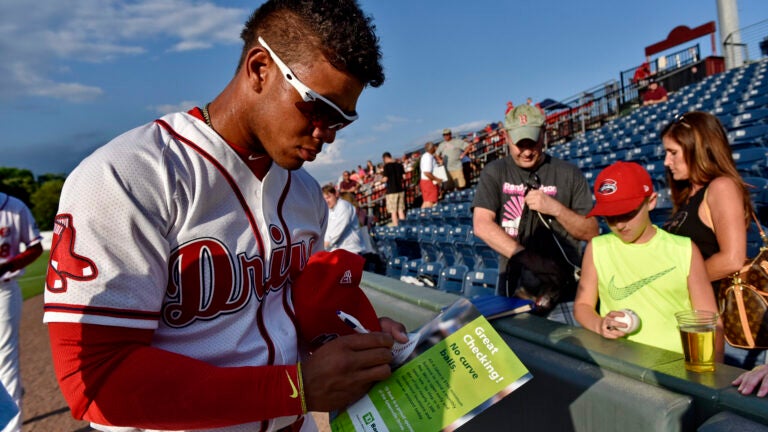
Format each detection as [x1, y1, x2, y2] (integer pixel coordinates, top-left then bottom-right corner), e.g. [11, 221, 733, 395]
[750, 211, 768, 247]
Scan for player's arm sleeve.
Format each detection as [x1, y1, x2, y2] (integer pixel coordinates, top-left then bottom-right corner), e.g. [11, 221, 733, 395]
[48, 322, 304, 430]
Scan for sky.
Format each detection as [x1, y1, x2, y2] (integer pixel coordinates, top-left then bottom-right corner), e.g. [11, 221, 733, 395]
[1, 0, 766, 186]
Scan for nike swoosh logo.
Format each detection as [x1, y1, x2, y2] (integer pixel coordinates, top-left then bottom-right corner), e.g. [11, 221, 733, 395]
[285, 370, 298, 399]
[607, 267, 675, 300]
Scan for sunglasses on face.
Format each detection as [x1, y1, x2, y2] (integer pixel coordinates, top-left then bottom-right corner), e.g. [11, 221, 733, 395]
[258, 37, 358, 131]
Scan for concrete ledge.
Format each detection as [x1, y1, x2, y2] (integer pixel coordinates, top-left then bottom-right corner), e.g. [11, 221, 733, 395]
[359, 272, 768, 429]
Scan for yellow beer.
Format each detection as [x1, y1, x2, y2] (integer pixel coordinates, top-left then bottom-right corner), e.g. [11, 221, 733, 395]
[679, 325, 715, 372]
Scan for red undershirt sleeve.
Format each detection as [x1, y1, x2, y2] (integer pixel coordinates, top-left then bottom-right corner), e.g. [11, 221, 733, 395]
[48, 322, 304, 430]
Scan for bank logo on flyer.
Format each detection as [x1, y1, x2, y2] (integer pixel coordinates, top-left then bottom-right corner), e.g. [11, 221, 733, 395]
[363, 413, 374, 425]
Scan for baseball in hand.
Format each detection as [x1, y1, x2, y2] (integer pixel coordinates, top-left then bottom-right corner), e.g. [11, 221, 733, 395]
[613, 309, 640, 334]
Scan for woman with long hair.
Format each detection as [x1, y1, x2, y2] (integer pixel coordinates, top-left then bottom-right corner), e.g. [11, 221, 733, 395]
[661, 110, 759, 368]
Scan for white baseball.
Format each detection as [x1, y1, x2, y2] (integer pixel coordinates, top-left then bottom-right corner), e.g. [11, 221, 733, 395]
[613, 309, 640, 334]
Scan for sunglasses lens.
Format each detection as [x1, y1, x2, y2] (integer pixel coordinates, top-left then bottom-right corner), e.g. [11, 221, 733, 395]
[296, 100, 351, 131]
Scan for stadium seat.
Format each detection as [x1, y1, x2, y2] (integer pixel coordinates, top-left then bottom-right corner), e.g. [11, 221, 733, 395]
[473, 243, 499, 270]
[416, 261, 444, 289]
[401, 258, 423, 280]
[732, 109, 768, 128]
[386, 256, 408, 279]
[729, 124, 768, 149]
[463, 268, 500, 298]
[733, 147, 768, 177]
[438, 264, 469, 294]
[393, 226, 420, 260]
[453, 202, 473, 225]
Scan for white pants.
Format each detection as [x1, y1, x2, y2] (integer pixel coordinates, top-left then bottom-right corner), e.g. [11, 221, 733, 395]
[0, 281, 22, 432]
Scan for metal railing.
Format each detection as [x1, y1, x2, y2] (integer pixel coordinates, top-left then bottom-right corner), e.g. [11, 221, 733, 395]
[723, 18, 768, 68]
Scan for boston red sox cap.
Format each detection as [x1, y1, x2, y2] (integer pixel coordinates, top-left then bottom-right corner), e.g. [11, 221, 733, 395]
[292, 249, 381, 349]
[587, 161, 654, 217]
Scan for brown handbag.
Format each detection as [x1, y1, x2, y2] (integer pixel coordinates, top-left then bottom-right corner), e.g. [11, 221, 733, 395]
[719, 213, 768, 349]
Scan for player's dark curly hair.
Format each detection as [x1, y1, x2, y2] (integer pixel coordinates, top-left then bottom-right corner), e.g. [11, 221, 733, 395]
[238, 0, 384, 88]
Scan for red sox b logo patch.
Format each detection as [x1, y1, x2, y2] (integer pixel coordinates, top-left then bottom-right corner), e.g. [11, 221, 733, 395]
[46, 214, 98, 293]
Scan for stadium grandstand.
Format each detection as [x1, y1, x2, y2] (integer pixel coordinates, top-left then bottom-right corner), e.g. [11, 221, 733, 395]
[352, 15, 768, 298]
[330, 4, 768, 430]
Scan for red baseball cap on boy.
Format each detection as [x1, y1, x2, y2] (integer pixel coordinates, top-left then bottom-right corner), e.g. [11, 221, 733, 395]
[587, 161, 654, 217]
[291, 249, 382, 350]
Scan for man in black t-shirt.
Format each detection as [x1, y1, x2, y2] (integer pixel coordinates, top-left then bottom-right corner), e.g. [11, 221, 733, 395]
[381, 152, 406, 226]
[472, 105, 599, 321]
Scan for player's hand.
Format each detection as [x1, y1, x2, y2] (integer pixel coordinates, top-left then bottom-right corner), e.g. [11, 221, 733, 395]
[524, 189, 562, 217]
[302, 332, 394, 411]
[379, 317, 409, 344]
[600, 311, 628, 339]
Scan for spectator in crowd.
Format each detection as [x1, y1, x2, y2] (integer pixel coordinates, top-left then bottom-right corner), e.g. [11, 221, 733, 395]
[382, 152, 406, 226]
[473, 104, 598, 322]
[324, 185, 374, 256]
[734, 365, 768, 397]
[632, 60, 651, 86]
[349, 168, 363, 184]
[339, 170, 360, 194]
[43, 1, 408, 430]
[365, 160, 376, 178]
[642, 78, 668, 106]
[437, 128, 472, 191]
[661, 111, 757, 368]
[574, 162, 722, 358]
[338, 191, 385, 274]
[0, 192, 43, 432]
[505, 101, 514, 114]
[419, 142, 442, 208]
[356, 165, 366, 180]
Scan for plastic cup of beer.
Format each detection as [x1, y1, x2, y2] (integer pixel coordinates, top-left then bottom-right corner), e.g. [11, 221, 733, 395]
[675, 310, 717, 372]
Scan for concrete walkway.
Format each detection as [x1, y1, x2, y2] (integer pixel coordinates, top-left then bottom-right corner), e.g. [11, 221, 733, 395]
[20, 295, 91, 431]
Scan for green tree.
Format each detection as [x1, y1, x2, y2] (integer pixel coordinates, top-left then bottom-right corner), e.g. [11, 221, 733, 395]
[30, 179, 64, 231]
[0, 167, 37, 205]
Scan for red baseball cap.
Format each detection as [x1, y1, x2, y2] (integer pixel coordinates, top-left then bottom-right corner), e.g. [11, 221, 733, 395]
[292, 249, 381, 350]
[587, 161, 654, 217]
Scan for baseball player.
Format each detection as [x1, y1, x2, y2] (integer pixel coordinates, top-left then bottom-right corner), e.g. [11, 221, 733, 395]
[44, 1, 407, 431]
[0, 192, 43, 432]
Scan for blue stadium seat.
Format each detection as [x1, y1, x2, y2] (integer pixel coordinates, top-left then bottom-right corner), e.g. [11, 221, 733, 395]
[732, 109, 768, 128]
[473, 243, 499, 269]
[386, 256, 408, 279]
[416, 261, 444, 288]
[463, 268, 500, 298]
[401, 258, 423, 279]
[729, 124, 768, 149]
[733, 147, 768, 177]
[438, 264, 469, 294]
[744, 176, 768, 208]
[453, 202, 473, 225]
[740, 94, 768, 111]
[393, 226, 420, 260]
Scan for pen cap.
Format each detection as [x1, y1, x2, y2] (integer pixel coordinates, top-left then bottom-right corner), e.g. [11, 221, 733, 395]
[292, 249, 382, 349]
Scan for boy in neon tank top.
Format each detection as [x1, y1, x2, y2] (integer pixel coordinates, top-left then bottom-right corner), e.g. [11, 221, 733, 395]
[574, 162, 723, 358]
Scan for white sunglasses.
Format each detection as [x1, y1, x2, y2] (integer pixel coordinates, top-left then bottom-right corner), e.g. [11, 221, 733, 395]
[258, 36, 358, 130]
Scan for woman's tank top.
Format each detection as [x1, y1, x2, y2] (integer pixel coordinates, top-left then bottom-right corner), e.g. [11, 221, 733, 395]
[663, 185, 720, 259]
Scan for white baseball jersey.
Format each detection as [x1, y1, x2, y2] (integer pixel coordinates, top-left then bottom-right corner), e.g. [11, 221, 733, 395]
[0, 193, 42, 432]
[0, 193, 42, 281]
[43, 112, 327, 432]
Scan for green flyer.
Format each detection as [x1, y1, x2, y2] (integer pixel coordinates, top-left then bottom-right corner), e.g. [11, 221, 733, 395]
[331, 298, 532, 432]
